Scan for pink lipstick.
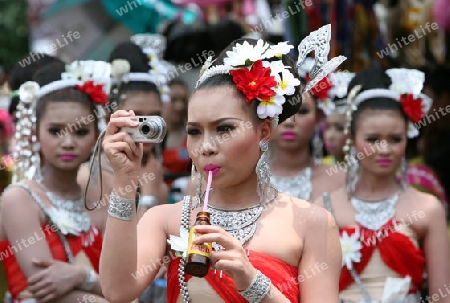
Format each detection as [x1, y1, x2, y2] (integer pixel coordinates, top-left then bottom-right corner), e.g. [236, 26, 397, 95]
[281, 130, 297, 140]
[376, 159, 392, 166]
[204, 164, 221, 176]
[325, 143, 334, 151]
[60, 154, 76, 161]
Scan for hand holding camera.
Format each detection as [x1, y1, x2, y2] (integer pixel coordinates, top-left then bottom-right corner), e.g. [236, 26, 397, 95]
[102, 110, 167, 179]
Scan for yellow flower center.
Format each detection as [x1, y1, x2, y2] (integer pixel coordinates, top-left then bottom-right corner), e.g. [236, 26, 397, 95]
[260, 97, 275, 106]
[249, 81, 257, 86]
[281, 80, 288, 90]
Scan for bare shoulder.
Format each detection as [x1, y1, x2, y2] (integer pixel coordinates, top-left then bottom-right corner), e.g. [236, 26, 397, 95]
[402, 186, 446, 223]
[283, 193, 337, 231]
[1, 181, 39, 211]
[0, 181, 42, 237]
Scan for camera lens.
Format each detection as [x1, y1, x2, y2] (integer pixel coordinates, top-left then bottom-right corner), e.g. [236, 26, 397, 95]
[141, 124, 151, 135]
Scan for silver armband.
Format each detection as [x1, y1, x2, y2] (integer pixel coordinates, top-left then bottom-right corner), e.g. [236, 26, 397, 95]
[108, 192, 135, 221]
[238, 270, 271, 303]
[79, 267, 97, 291]
[138, 195, 159, 208]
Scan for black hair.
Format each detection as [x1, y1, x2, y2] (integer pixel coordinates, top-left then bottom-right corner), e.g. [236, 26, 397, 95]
[108, 41, 161, 109]
[347, 66, 408, 137]
[32, 62, 98, 130]
[195, 38, 303, 125]
[8, 54, 64, 119]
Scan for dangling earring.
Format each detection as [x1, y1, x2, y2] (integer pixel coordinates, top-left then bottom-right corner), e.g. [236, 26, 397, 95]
[191, 163, 197, 181]
[346, 146, 359, 194]
[312, 130, 324, 165]
[32, 138, 43, 183]
[400, 157, 408, 190]
[256, 141, 271, 203]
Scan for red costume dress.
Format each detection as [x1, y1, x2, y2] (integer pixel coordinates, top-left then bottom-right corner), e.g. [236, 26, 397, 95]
[0, 184, 102, 303]
[324, 192, 425, 303]
[166, 195, 300, 303]
[167, 250, 299, 303]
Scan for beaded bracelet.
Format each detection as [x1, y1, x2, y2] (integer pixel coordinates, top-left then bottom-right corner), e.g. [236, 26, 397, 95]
[238, 270, 271, 303]
[108, 192, 135, 221]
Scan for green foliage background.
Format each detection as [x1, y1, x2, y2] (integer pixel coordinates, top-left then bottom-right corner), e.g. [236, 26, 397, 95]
[0, 0, 29, 68]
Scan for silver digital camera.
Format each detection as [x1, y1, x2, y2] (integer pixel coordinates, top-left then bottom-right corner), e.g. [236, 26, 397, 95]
[120, 116, 167, 143]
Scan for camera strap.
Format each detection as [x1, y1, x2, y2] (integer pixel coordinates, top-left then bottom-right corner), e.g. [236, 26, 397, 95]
[84, 129, 106, 211]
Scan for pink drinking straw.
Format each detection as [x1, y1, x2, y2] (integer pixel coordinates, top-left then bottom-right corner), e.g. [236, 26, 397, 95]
[203, 170, 213, 211]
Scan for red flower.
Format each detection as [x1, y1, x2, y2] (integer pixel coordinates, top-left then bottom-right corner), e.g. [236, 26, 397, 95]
[75, 81, 108, 105]
[400, 94, 424, 123]
[229, 60, 277, 102]
[306, 74, 332, 100]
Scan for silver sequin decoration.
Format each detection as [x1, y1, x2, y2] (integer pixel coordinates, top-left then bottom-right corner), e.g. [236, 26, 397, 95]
[351, 192, 399, 231]
[270, 167, 312, 201]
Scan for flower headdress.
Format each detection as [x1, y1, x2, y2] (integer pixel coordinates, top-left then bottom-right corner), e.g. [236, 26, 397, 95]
[346, 68, 433, 139]
[128, 34, 176, 103]
[12, 60, 114, 184]
[196, 24, 347, 127]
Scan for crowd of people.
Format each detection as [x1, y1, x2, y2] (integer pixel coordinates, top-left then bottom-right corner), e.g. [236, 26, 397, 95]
[0, 10, 449, 303]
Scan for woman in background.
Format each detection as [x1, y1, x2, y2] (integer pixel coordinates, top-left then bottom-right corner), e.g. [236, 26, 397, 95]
[315, 67, 450, 303]
[1, 60, 110, 303]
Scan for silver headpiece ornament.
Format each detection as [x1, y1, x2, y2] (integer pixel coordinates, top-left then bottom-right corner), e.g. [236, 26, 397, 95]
[196, 24, 347, 128]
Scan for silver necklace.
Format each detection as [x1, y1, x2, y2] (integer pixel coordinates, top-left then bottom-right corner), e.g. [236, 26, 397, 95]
[351, 192, 400, 231]
[270, 167, 311, 201]
[37, 181, 92, 233]
[203, 187, 278, 251]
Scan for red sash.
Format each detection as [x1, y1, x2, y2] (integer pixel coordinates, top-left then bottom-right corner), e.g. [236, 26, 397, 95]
[0, 223, 102, 298]
[167, 250, 299, 303]
[339, 220, 425, 293]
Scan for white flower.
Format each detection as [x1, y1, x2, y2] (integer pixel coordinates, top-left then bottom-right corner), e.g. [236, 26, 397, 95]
[224, 39, 270, 67]
[406, 122, 419, 138]
[264, 42, 294, 58]
[257, 95, 285, 119]
[273, 69, 301, 96]
[61, 62, 86, 81]
[111, 59, 130, 78]
[340, 230, 362, 270]
[262, 60, 286, 77]
[19, 81, 40, 104]
[167, 228, 189, 258]
[318, 98, 336, 116]
[46, 208, 82, 236]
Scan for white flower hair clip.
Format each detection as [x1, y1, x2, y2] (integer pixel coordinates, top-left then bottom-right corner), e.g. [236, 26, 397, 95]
[195, 24, 346, 127]
[351, 68, 433, 139]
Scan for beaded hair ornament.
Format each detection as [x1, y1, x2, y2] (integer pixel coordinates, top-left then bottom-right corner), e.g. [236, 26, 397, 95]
[125, 33, 175, 103]
[344, 68, 433, 139]
[12, 60, 115, 184]
[196, 24, 346, 127]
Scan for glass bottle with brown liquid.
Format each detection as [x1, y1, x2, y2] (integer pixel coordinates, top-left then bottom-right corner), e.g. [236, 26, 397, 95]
[184, 211, 212, 277]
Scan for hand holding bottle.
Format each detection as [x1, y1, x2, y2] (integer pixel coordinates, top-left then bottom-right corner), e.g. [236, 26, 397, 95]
[192, 225, 258, 291]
